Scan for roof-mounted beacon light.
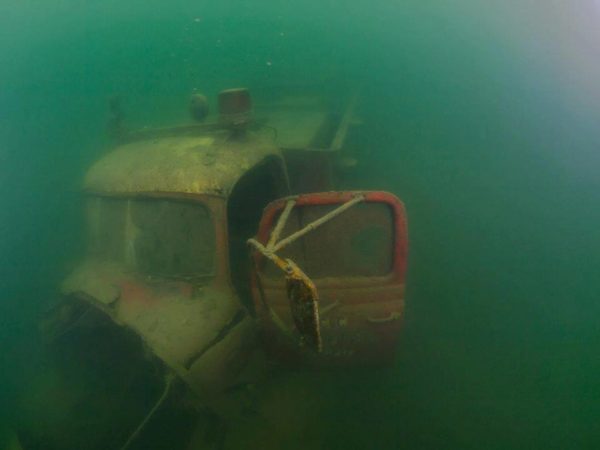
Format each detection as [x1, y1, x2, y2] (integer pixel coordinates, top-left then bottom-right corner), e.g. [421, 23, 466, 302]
[218, 88, 253, 131]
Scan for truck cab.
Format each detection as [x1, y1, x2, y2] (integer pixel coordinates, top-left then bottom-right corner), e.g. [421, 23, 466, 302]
[31, 87, 408, 449]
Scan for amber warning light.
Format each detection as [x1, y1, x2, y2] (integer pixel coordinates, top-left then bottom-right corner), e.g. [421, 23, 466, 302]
[218, 88, 253, 129]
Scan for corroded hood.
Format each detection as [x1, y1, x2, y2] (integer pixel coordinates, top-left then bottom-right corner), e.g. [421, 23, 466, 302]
[84, 131, 281, 196]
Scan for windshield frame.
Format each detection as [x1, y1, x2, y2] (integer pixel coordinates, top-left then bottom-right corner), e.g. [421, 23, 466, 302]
[253, 191, 408, 288]
[84, 192, 228, 284]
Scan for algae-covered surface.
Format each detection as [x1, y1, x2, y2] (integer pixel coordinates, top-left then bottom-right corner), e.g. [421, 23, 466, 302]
[2, 1, 600, 449]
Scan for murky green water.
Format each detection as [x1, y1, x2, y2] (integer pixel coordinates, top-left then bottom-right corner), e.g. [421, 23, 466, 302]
[2, 1, 600, 449]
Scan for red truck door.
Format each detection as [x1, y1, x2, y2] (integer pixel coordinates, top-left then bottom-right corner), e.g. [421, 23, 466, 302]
[249, 191, 408, 366]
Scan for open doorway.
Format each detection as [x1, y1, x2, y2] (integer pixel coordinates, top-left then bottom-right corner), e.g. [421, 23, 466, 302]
[227, 156, 289, 310]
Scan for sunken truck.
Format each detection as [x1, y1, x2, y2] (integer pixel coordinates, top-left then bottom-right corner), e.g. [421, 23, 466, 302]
[31, 88, 408, 449]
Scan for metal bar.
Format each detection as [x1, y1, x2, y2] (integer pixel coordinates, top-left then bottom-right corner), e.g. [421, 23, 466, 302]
[119, 372, 176, 450]
[247, 238, 290, 273]
[267, 198, 296, 250]
[272, 194, 364, 253]
[330, 93, 359, 151]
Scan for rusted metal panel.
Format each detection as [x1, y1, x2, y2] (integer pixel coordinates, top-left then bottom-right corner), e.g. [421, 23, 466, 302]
[63, 149, 283, 404]
[257, 283, 405, 365]
[267, 109, 330, 149]
[187, 315, 261, 397]
[61, 260, 256, 397]
[281, 150, 334, 193]
[61, 261, 122, 306]
[84, 132, 281, 196]
[250, 191, 409, 366]
[270, 93, 360, 193]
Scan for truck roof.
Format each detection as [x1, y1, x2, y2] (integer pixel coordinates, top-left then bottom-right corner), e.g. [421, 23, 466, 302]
[84, 130, 281, 196]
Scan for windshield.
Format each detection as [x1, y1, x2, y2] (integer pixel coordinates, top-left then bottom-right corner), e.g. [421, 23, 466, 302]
[86, 196, 216, 279]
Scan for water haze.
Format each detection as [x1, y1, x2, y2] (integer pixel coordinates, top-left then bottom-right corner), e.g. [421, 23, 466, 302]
[2, 1, 600, 449]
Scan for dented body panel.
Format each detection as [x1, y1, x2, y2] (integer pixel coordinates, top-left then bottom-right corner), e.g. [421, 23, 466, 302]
[61, 261, 256, 400]
[60, 129, 284, 405]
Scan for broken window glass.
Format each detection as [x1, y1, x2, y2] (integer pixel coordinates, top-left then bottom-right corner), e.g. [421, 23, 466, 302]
[86, 197, 215, 279]
[130, 199, 215, 278]
[263, 202, 394, 279]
